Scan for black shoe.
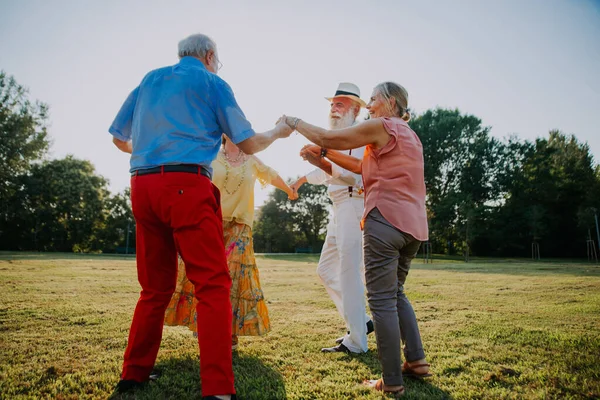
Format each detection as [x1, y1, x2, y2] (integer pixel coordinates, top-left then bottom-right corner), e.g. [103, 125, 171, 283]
[321, 343, 352, 354]
[335, 320, 375, 344]
[202, 395, 237, 400]
[114, 379, 146, 393]
[366, 319, 374, 334]
[149, 369, 162, 381]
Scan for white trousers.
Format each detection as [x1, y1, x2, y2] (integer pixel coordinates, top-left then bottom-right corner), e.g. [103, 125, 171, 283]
[317, 195, 369, 352]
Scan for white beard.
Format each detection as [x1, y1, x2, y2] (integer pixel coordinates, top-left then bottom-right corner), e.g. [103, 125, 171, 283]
[329, 111, 356, 129]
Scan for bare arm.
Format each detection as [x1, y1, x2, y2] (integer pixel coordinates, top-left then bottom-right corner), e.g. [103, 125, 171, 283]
[271, 175, 297, 200]
[113, 137, 132, 154]
[301, 146, 362, 175]
[236, 120, 293, 155]
[302, 149, 333, 175]
[286, 117, 390, 150]
[326, 150, 362, 175]
[290, 176, 308, 195]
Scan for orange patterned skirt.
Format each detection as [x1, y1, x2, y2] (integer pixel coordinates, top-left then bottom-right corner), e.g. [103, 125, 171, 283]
[164, 220, 271, 336]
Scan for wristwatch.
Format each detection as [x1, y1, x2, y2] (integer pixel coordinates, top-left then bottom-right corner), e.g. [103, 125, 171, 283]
[320, 148, 328, 158]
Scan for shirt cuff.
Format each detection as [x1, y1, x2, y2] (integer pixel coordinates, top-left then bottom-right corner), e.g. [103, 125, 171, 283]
[229, 128, 256, 145]
[109, 126, 130, 142]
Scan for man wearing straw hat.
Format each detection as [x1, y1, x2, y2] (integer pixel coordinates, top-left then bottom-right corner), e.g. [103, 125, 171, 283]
[291, 82, 373, 354]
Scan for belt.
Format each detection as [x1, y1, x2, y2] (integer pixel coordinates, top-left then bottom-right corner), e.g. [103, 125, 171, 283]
[329, 188, 364, 203]
[131, 164, 211, 179]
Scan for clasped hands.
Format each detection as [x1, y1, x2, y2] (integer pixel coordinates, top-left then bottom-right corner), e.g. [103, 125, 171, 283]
[288, 144, 327, 197]
[275, 115, 326, 198]
[275, 115, 301, 138]
[276, 114, 323, 163]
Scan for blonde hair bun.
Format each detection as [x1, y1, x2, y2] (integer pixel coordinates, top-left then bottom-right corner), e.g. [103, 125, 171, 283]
[402, 110, 411, 122]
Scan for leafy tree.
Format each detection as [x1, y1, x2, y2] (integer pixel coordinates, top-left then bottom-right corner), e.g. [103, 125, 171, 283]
[410, 108, 509, 255]
[254, 180, 330, 253]
[496, 131, 599, 257]
[97, 188, 136, 253]
[14, 156, 111, 252]
[0, 71, 50, 242]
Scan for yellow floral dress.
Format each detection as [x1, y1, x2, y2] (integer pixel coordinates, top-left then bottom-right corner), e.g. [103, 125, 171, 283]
[165, 152, 277, 337]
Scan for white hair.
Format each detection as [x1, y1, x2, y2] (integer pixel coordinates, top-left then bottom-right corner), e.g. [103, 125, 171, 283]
[329, 109, 357, 129]
[178, 34, 217, 59]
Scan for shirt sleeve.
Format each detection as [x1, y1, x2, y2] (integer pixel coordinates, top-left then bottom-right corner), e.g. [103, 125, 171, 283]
[108, 86, 139, 141]
[253, 157, 278, 188]
[330, 147, 365, 185]
[214, 78, 256, 144]
[305, 167, 331, 185]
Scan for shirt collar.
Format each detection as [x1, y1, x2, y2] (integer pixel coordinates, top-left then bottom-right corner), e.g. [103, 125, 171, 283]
[179, 56, 207, 69]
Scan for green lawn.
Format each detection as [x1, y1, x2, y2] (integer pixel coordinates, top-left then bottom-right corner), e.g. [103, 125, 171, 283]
[0, 252, 599, 399]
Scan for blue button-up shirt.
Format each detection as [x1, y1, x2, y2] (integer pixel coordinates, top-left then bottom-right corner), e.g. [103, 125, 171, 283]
[109, 57, 256, 173]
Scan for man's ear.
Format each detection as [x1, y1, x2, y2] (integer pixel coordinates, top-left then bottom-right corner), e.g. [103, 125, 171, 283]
[205, 50, 213, 63]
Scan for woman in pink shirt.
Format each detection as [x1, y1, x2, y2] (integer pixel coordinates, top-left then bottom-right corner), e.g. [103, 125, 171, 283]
[283, 82, 430, 397]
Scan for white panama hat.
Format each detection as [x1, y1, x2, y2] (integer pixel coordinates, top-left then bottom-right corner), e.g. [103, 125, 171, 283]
[325, 82, 367, 108]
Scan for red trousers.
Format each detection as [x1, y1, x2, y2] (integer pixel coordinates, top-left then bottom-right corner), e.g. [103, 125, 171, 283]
[122, 171, 234, 396]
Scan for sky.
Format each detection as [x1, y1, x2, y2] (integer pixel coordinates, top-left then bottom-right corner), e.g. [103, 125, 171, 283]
[1, 0, 599, 206]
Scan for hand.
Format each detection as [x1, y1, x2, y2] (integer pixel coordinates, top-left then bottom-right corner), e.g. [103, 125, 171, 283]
[290, 177, 306, 197]
[300, 145, 322, 168]
[302, 149, 324, 168]
[300, 144, 321, 158]
[275, 117, 294, 138]
[287, 189, 299, 201]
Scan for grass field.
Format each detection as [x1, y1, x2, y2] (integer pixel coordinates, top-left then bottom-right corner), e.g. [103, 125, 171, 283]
[0, 252, 599, 399]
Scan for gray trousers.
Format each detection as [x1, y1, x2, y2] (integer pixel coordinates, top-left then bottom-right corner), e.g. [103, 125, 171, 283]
[363, 208, 425, 386]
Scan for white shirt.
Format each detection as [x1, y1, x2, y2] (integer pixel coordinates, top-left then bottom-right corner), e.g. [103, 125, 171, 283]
[305, 146, 366, 195]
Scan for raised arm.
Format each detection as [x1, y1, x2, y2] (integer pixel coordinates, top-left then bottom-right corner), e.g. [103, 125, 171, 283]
[215, 79, 293, 155]
[236, 121, 293, 155]
[270, 175, 298, 200]
[301, 146, 362, 175]
[285, 117, 390, 150]
[325, 149, 362, 175]
[252, 156, 297, 200]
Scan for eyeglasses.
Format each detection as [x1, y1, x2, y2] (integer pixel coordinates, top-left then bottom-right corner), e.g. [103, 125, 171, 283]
[208, 51, 223, 72]
[213, 55, 223, 71]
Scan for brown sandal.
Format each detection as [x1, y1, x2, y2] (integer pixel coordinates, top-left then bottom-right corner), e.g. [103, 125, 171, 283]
[363, 378, 405, 397]
[402, 361, 432, 378]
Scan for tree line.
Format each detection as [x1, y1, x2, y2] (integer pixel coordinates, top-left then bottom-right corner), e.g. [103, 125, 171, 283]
[254, 111, 600, 258]
[1, 72, 135, 253]
[2, 71, 599, 258]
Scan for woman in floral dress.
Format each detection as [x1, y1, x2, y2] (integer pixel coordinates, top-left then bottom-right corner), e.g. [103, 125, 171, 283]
[165, 136, 297, 349]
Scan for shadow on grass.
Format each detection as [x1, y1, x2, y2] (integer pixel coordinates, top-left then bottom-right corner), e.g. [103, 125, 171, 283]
[0, 251, 135, 261]
[110, 352, 286, 400]
[412, 260, 600, 277]
[339, 351, 452, 399]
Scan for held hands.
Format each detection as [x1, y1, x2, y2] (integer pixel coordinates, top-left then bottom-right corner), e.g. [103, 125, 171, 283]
[290, 176, 307, 198]
[275, 117, 294, 138]
[299, 144, 323, 168]
[287, 187, 299, 201]
[276, 115, 300, 136]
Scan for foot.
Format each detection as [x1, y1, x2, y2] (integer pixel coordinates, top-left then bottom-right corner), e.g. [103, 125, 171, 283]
[335, 320, 375, 344]
[114, 379, 146, 393]
[321, 343, 352, 354]
[363, 378, 405, 397]
[402, 359, 431, 378]
[149, 369, 161, 381]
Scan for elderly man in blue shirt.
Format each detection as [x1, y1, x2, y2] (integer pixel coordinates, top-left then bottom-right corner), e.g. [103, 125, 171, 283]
[109, 33, 292, 400]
